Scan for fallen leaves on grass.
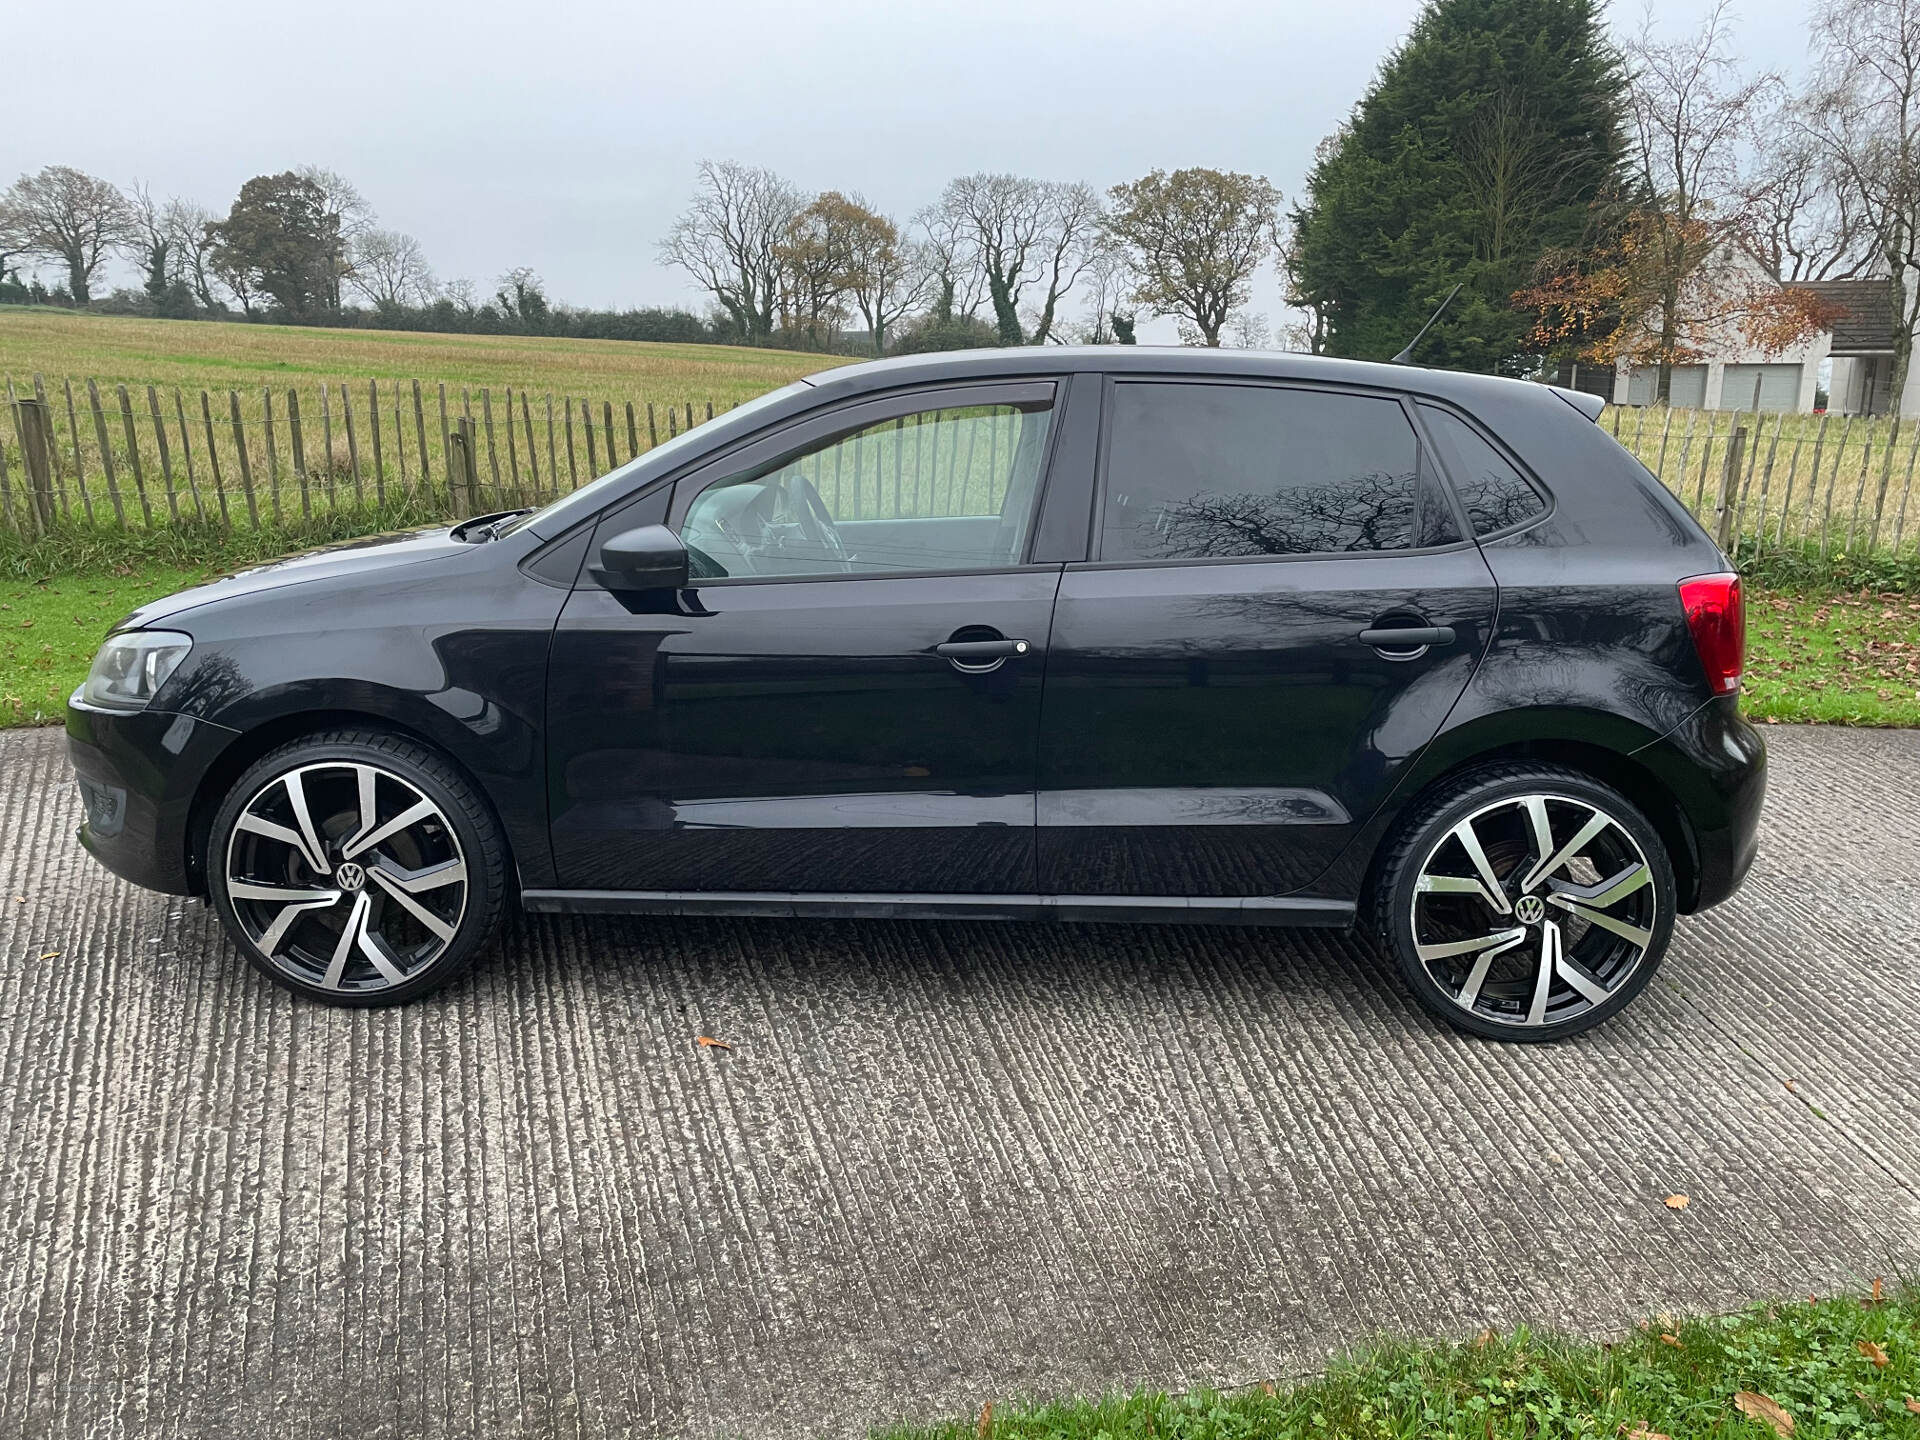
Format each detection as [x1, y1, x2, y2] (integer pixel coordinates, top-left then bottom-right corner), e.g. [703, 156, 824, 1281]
[1664, 1194, 1690, 1210]
[977, 1400, 992, 1439]
[1623, 1425, 1672, 1440]
[1858, 1339, 1890, 1367]
[1659, 1332, 1682, 1348]
[1905, 1397, 1920, 1415]
[1733, 1390, 1795, 1435]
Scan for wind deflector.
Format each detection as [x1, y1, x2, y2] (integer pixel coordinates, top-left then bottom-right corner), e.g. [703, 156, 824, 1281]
[1550, 385, 1607, 422]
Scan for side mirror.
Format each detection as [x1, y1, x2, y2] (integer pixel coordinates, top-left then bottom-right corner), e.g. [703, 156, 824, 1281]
[590, 524, 689, 592]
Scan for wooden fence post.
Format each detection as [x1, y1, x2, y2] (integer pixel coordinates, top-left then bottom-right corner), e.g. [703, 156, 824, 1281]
[262, 388, 282, 523]
[448, 417, 478, 515]
[30, 375, 67, 518]
[174, 390, 204, 520]
[1714, 424, 1746, 549]
[201, 390, 230, 527]
[63, 378, 94, 525]
[342, 383, 364, 505]
[521, 390, 541, 498]
[115, 385, 154, 524]
[147, 386, 178, 522]
[86, 380, 127, 528]
[15, 397, 57, 534]
[229, 391, 259, 527]
[369, 379, 386, 507]
[288, 388, 310, 518]
[0, 400, 16, 535]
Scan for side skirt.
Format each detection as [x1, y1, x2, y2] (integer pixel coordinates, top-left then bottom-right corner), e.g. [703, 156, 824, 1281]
[519, 889, 1357, 927]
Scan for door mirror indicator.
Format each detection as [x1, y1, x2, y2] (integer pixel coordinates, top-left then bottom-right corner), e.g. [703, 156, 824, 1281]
[591, 524, 689, 592]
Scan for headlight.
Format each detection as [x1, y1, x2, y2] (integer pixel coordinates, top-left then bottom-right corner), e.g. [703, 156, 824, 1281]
[82, 630, 193, 712]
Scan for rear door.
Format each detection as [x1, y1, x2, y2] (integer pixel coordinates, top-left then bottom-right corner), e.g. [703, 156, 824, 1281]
[1037, 378, 1498, 900]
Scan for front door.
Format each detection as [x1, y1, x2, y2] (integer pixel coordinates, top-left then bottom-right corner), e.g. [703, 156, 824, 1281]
[546, 381, 1070, 897]
[1038, 378, 1498, 899]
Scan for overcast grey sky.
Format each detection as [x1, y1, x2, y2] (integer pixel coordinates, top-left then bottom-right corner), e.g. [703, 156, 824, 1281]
[3, 0, 1822, 339]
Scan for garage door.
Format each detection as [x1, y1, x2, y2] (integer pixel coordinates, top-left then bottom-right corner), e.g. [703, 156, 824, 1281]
[1721, 363, 1802, 412]
[1625, 365, 1708, 407]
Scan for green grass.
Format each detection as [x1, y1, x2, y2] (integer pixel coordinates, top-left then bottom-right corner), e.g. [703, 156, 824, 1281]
[0, 563, 213, 726]
[1744, 588, 1920, 726]
[879, 1291, 1920, 1440]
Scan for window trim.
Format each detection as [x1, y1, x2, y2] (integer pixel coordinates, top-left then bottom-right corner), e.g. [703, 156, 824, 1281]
[1082, 374, 1481, 572]
[1408, 398, 1555, 543]
[661, 380, 1065, 586]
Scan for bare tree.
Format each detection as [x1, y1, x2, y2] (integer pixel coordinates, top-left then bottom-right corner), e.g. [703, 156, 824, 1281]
[163, 199, 221, 310]
[935, 174, 1103, 345]
[1622, 0, 1779, 401]
[122, 181, 175, 299]
[349, 229, 436, 308]
[911, 202, 987, 324]
[659, 160, 804, 345]
[0, 165, 135, 305]
[295, 164, 374, 311]
[1737, 109, 1875, 281]
[1227, 312, 1272, 349]
[1457, 90, 1590, 266]
[1804, 0, 1920, 412]
[1106, 167, 1279, 346]
[1062, 238, 1134, 344]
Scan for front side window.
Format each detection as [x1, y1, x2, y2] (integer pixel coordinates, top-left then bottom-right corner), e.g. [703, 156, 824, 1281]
[1417, 404, 1547, 536]
[1100, 383, 1427, 562]
[679, 399, 1054, 579]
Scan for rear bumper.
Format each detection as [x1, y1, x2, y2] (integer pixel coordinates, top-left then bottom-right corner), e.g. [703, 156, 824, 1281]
[1632, 693, 1765, 912]
[66, 690, 240, 895]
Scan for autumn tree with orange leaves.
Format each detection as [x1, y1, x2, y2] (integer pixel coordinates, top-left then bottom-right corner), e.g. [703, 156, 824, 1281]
[1516, 2, 1832, 399]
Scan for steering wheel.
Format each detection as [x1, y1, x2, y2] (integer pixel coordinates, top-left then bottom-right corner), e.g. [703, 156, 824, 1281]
[784, 473, 849, 567]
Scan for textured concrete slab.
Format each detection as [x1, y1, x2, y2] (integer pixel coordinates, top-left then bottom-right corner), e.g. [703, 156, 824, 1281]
[0, 723, 1915, 1438]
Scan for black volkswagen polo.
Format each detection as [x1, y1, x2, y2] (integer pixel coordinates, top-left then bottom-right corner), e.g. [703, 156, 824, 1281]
[67, 348, 1764, 1039]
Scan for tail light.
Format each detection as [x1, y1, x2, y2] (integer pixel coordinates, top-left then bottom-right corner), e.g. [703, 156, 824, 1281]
[1678, 572, 1744, 695]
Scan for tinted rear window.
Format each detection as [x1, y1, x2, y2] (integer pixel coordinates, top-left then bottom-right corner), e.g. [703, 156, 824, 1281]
[1418, 404, 1546, 536]
[1101, 383, 1424, 561]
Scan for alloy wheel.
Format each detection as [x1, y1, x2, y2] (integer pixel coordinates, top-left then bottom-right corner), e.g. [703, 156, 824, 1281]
[224, 761, 468, 995]
[1408, 792, 1658, 1030]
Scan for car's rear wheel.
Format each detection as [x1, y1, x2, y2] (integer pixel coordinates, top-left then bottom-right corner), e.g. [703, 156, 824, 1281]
[1374, 765, 1675, 1041]
[206, 730, 507, 1006]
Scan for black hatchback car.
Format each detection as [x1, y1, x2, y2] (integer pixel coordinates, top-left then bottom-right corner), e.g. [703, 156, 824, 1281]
[67, 348, 1763, 1039]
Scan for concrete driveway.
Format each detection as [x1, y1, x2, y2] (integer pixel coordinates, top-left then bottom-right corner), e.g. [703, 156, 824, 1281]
[1, 723, 1916, 1439]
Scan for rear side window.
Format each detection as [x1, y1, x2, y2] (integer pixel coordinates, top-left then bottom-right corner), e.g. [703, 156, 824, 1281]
[1100, 383, 1429, 561]
[1418, 404, 1546, 536]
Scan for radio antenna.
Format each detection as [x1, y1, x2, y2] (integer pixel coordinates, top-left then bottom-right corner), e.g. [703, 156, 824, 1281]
[1390, 283, 1463, 365]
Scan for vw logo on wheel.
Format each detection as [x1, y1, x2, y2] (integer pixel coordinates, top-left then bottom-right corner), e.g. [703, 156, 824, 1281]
[1513, 893, 1546, 925]
[334, 860, 366, 892]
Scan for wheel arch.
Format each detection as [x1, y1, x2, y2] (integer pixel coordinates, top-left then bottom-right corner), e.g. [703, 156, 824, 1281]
[1361, 725, 1703, 915]
[184, 708, 519, 896]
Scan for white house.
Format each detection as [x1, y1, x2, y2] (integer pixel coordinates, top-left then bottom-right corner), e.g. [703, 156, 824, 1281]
[1599, 275, 1905, 415]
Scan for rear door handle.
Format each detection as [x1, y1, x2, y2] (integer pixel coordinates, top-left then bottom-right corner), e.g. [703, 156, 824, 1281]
[1358, 626, 1455, 649]
[934, 639, 1032, 661]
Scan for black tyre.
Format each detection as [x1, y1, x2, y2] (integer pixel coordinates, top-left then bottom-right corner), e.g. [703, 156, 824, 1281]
[1373, 764, 1676, 1041]
[206, 729, 508, 1006]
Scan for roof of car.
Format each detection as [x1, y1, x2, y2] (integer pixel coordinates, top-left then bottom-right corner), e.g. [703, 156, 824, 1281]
[799, 345, 1595, 418]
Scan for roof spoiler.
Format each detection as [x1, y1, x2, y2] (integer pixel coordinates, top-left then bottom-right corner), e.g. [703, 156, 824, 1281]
[1550, 385, 1607, 423]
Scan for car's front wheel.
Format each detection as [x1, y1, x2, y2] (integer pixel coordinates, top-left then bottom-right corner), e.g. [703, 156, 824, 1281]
[206, 729, 508, 1005]
[1374, 765, 1676, 1041]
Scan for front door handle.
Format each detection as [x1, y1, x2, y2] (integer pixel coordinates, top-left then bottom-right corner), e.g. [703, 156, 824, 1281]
[1358, 625, 1455, 650]
[934, 638, 1032, 661]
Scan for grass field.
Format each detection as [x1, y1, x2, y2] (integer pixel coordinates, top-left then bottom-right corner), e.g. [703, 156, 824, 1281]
[881, 1290, 1918, 1440]
[0, 307, 846, 405]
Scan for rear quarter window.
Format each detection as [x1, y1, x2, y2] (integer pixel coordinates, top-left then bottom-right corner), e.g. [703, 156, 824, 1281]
[1418, 404, 1548, 537]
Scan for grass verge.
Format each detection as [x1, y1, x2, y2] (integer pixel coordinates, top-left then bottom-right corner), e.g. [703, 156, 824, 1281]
[880, 1290, 1919, 1440]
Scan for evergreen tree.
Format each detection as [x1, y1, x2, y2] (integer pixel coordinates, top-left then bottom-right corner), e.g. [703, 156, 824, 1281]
[1291, 0, 1627, 374]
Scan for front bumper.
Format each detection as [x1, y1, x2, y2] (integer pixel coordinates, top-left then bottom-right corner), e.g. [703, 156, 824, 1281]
[66, 690, 240, 895]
